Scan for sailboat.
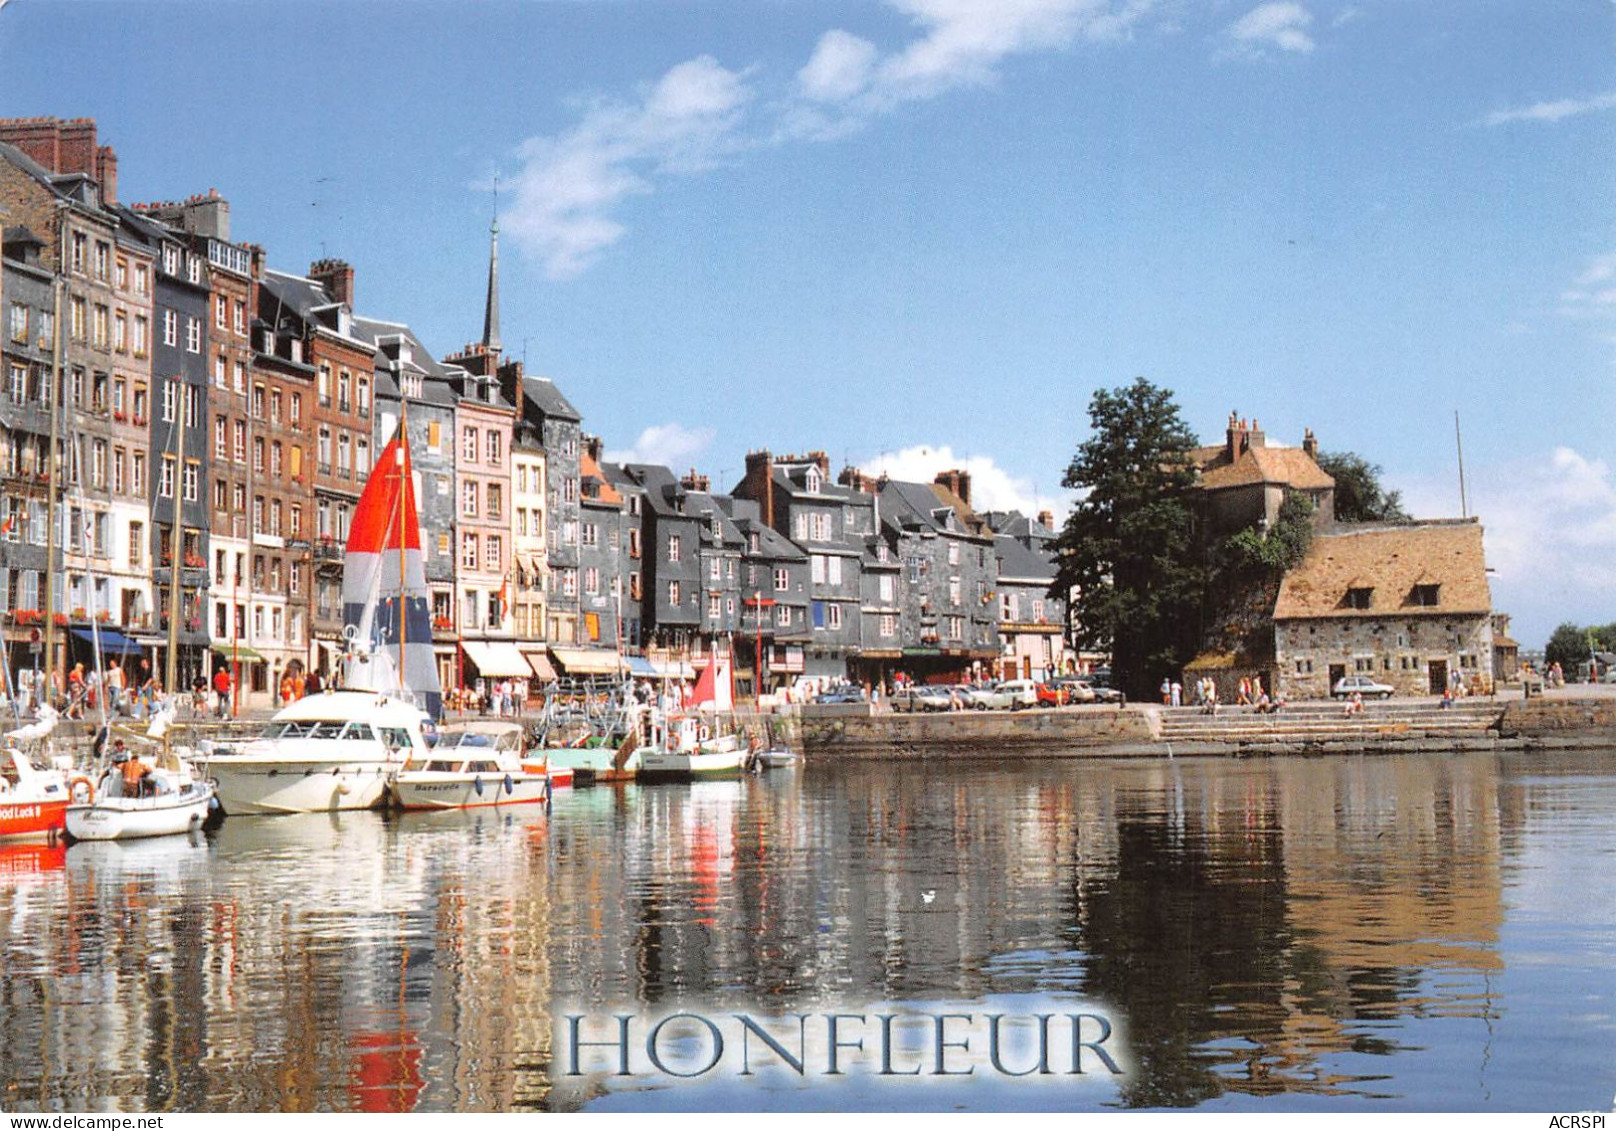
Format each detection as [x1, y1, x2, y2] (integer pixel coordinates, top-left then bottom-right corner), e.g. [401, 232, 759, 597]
[201, 429, 442, 815]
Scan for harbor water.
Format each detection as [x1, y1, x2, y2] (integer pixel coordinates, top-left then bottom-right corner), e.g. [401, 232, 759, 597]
[2, 750, 1613, 1112]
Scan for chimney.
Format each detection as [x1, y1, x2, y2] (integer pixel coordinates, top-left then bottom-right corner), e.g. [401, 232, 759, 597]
[935, 469, 971, 508]
[1226, 411, 1247, 461]
[1247, 418, 1265, 450]
[838, 466, 876, 493]
[309, 258, 355, 307]
[1302, 428, 1318, 458]
[0, 117, 118, 203]
[744, 450, 775, 530]
[680, 468, 710, 493]
[1037, 510, 1054, 530]
[807, 450, 830, 477]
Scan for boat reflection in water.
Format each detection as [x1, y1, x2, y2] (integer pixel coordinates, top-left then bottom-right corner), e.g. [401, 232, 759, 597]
[1, 752, 1615, 1112]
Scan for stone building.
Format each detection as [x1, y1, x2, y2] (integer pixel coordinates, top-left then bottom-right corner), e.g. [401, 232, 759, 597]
[1193, 412, 1336, 537]
[1273, 519, 1495, 699]
[869, 470, 1000, 684]
[364, 319, 463, 692]
[0, 221, 62, 681]
[732, 450, 873, 680]
[616, 462, 704, 662]
[982, 509, 1068, 681]
[716, 495, 810, 697]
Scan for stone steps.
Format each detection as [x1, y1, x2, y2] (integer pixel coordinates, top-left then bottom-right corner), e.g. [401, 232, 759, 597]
[1155, 701, 1504, 744]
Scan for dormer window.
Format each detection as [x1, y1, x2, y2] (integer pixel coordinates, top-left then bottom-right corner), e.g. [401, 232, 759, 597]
[1409, 583, 1440, 607]
[1345, 587, 1372, 610]
[804, 468, 822, 493]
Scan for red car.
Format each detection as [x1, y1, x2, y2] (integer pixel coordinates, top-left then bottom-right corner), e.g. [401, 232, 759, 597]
[1035, 682, 1069, 707]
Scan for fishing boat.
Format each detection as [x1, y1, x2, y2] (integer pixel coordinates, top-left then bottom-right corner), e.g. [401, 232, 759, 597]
[0, 748, 74, 842]
[532, 685, 641, 784]
[389, 721, 553, 810]
[751, 745, 798, 771]
[202, 428, 442, 816]
[637, 714, 752, 780]
[64, 748, 217, 841]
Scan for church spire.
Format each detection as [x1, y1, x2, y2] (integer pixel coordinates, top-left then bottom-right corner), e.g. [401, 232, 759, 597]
[482, 176, 502, 354]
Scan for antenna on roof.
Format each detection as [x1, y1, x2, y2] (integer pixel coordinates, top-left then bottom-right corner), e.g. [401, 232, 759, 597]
[1455, 410, 1469, 518]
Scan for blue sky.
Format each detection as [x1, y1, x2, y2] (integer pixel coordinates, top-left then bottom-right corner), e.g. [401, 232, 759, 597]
[2, 0, 1613, 648]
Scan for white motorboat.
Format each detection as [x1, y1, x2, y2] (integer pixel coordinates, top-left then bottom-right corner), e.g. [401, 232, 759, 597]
[389, 721, 553, 810]
[0, 746, 73, 842]
[65, 749, 217, 841]
[201, 692, 431, 815]
[752, 746, 798, 770]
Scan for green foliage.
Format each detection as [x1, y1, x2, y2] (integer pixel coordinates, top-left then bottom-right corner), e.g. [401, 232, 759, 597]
[1316, 450, 1409, 523]
[1050, 378, 1202, 699]
[1218, 491, 1315, 578]
[1545, 621, 1616, 670]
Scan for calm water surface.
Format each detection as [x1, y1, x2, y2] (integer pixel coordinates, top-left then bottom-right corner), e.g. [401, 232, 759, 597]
[1, 751, 1613, 1112]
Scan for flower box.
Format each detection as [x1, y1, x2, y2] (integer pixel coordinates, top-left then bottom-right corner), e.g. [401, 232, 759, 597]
[52, 613, 68, 628]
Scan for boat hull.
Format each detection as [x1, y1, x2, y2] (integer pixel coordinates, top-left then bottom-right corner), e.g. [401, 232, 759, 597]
[637, 747, 748, 780]
[65, 784, 216, 841]
[390, 772, 551, 810]
[542, 745, 640, 784]
[205, 760, 396, 815]
[0, 799, 69, 842]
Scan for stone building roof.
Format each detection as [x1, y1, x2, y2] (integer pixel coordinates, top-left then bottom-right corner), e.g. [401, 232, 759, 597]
[1274, 520, 1491, 621]
[1199, 445, 1335, 491]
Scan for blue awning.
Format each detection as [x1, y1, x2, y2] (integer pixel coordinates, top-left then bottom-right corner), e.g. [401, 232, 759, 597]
[626, 656, 658, 677]
[71, 626, 142, 653]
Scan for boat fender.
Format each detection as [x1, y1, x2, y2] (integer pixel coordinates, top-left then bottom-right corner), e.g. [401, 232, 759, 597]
[337, 780, 352, 796]
[503, 774, 514, 796]
[474, 776, 484, 796]
[68, 775, 96, 805]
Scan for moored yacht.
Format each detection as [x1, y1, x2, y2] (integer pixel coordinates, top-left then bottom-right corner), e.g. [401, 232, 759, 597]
[202, 692, 431, 815]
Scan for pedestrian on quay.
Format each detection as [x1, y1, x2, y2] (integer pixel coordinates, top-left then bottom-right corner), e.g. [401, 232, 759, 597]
[106, 659, 125, 717]
[304, 669, 323, 696]
[1170, 680, 1182, 707]
[1237, 677, 1251, 706]
[214, 666, 233, 718]
[1161, 678, 1171, 705]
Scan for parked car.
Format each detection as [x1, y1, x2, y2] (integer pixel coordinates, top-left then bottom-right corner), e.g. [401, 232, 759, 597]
[997, 679, 1040, 710]
[962, 683, 1015, 710]
[1035, 682, 1069, 707]
[1331, 674, 1395, 700]
[892, 685, 952, 712]
[1051, 677, 1096, 704]
[815, 688, 868, 705]
[1067, 678, 1124, 705]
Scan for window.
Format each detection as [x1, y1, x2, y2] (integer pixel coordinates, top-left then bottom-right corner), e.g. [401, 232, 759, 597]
[233, 420, 246, 464]
[213, 354, 226, 388]
[827, 604, 843, 630]
[584, 566, 599, 595]
[1409, 584, 1440, 607]
[234, 301, 246, 334]
[214, 417, 227, 459]
[161, 380, 177, 422]
[92, 304, 108, 348]
[580, 521, 598, 547]
[357, 377, 369, 416]
[271, 442, 283, 478]
[811, 555, 825, 584]
[486, 482, 502, 520]
[234, 360, 246, 394]
[427, 420, 441, 451]
[317, 427, 331, 471]
[9, 303, 27, 344]
[135, 265, 149, 295]
[289, 393, 301, 425]
[159, 455, 175, 498]
[462, 427, 477, 461]
[186, 316, 201, 353]
[356, 437, 370, 475]
[708, 594, 722, 620]
[668, 534, 681, 563]
[949, 543, 960, 566]
[132, 452, 146, 495]
[880, 613, 896, 637]
[485, 430, 501, 465]
[252, 383, 265, 418]
[337, 371, 351, 413]
[183, 462, 198, 502]
[290, 503, 302, 538]
[317, 365, 331, 407]
[71, 297, 86, 341]
[462, 533, 477, 569]
[132, 315, 146, 356]
[774, 567, 790, 591]
[827, 556, 842, 585]
[775, 606, 791, 628]
[1345, 587, 1373, 610]
[879, 575, 894, 602]
[337, 432, 351, 476]
[709, 556, 721, 581]
[112, 447, 125, 495]
[945, 615, 964, 641]
[629, 529, 641, 558]
[461, 481, 478, 518]
[215, 296, 227, 329]
[71, 232, 87, 273]
[668, 580, 682, 607]
[484, 535, 502, 572]
[163, 309, 177, 347]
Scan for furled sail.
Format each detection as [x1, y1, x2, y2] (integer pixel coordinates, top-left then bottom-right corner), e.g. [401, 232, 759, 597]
[341, 429, 443, 720]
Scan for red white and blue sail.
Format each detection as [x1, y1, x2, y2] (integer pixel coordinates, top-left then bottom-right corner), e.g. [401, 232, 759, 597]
[342, 430, 442, 720]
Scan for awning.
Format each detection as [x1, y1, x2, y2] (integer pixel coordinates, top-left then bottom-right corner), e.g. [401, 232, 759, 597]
[550, 647, 627, 676]
[460, 640, 532, 678]
[626, 656, 658, 678]
[523, 649, 557, 681]
[212, 641, 266, 663]
[651, 660, 696, 680]
[71, 626, 141, 653]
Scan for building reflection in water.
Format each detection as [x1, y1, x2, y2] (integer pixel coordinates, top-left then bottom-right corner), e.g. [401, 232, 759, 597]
[1, 750, 1597, 1111]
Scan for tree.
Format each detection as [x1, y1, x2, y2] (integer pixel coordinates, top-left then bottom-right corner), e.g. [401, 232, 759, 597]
[1050, 378, 1202, 699]
[1315, 450, 1409, 523]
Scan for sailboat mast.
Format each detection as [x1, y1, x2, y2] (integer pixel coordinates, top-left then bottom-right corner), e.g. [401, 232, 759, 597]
[165, 409, 186, 697]
[398, 401, 408, 660]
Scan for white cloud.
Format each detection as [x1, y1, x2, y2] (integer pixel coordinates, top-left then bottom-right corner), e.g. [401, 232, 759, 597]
[503, 56, 754, 278]
[1226, 2, 1315, 56]
[602, 422, 717, 470]
[1400, 447, 1616, 648]
[503, 1, 1157, 273]
[1561, 250, 1616, 319]
[859, 444, 1073, 519]
[1483, 90, 1616, 127]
